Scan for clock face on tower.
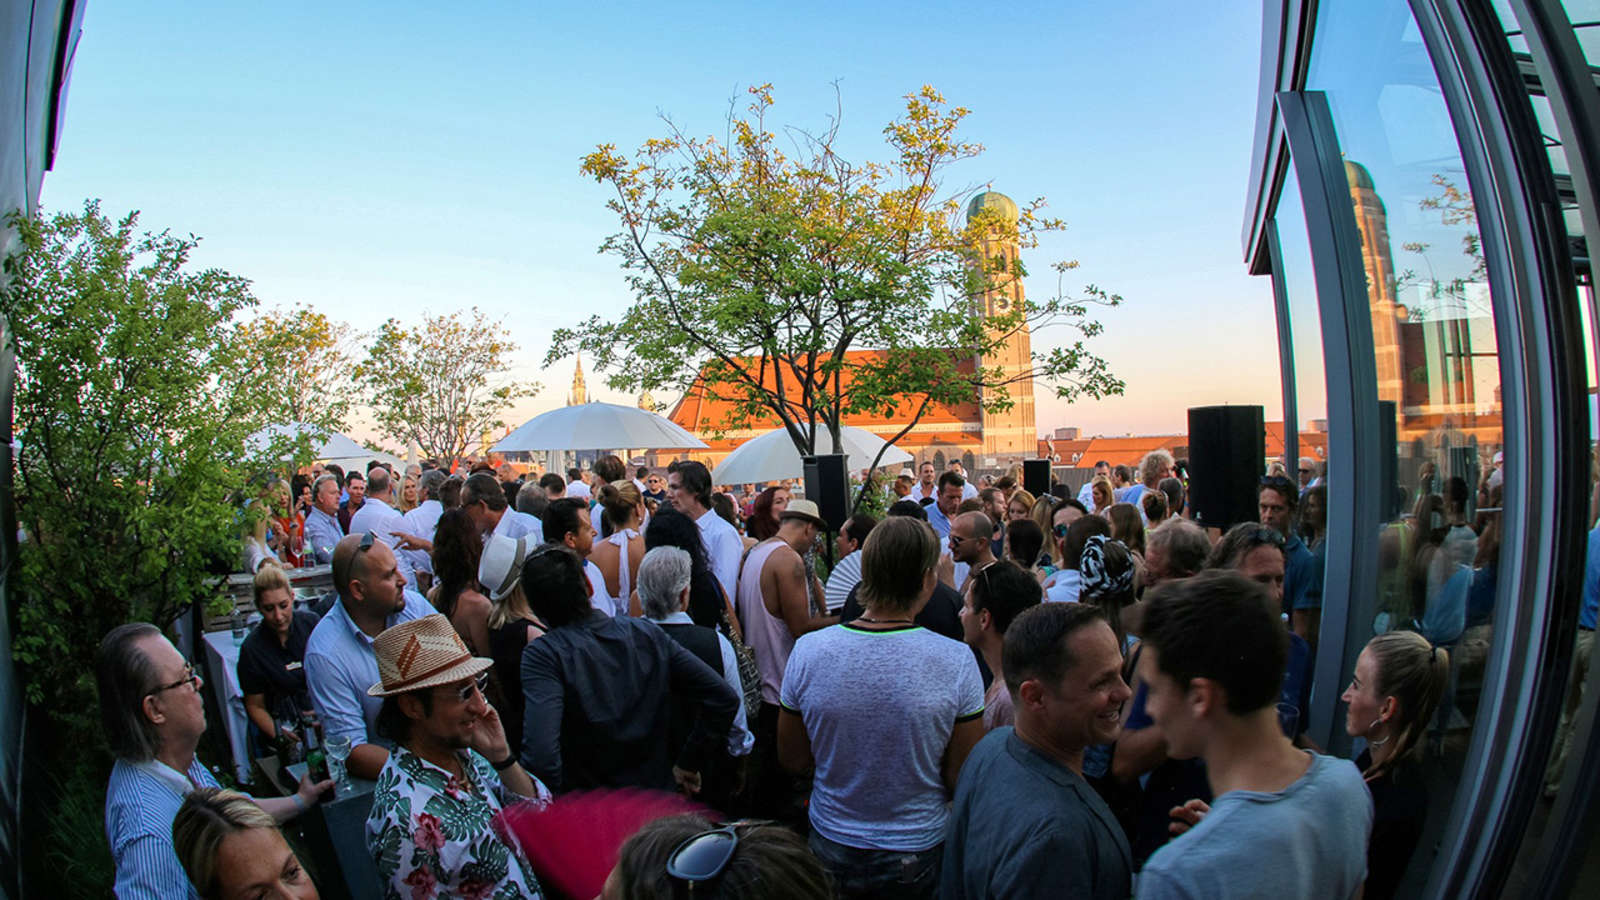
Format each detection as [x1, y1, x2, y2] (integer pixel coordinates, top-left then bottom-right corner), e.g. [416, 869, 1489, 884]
[993, 296, 1009, 313]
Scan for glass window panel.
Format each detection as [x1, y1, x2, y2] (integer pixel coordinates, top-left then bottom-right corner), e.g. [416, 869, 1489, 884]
[1305, 0, 1508, 894]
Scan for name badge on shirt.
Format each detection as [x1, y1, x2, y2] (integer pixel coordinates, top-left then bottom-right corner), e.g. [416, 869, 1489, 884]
[285, 661, 302, 672]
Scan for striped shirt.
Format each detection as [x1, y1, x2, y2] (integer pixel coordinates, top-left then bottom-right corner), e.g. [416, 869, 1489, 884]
[104, 756, 220, 898]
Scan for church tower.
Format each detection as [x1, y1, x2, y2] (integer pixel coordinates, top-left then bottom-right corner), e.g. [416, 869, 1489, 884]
[968, 190, 1037, 461]
[1345, 160, 1405, 412]
[567, 356, 590, 406]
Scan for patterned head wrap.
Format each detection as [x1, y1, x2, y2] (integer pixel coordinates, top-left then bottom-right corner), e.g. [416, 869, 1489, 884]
[1079, 534, 1135, 600]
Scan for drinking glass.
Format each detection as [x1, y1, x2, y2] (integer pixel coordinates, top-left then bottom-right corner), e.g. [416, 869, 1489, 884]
[325, 734, 352, 794]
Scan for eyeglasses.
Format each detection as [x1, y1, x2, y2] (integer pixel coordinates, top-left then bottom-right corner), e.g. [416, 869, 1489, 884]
[148, 663, 202, 698]
[442, 672, 489, 703]
[666, 821, 771, 887]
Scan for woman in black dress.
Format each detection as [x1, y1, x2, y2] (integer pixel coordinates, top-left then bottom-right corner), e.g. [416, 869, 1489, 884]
[1341, 630, 1451, 900]
[480, 534, 547, 755]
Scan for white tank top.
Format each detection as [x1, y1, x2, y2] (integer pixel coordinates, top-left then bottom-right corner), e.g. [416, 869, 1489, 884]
[736, 539, 793, 704]
[602, 528, 638, 617]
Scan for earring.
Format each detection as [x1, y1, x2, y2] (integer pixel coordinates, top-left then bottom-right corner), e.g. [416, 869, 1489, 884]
[1367, 718, 1391, 747]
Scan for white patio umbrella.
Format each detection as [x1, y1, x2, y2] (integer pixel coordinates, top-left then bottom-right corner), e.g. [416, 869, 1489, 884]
[491, 402, 708, 453]
[249, 422, 374, 462]
[711, 425, 913, 485]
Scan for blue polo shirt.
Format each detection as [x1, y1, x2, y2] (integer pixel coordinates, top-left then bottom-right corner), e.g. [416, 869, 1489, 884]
[1283, 534, 1323, 614]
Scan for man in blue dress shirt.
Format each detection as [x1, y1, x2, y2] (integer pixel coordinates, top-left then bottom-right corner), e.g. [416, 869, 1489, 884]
[303, 473, 344, 566]
[305, 532, 431, 782]
[99, 623, 328, 897]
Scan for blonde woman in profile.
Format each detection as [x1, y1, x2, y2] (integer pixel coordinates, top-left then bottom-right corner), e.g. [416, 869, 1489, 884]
[1342, 631, 1450, 900]
[1089, 476, 1116, 517]
[173, 787, 319, 900]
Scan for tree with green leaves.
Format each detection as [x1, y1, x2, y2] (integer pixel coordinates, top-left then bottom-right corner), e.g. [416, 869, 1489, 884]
[234, 303, 357, 431]
[355, 308, 537, 463]
[556, 85, 1123, 506]
[2, 200, 289, 759]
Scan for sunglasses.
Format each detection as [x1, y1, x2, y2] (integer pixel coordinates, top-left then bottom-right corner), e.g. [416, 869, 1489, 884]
[666, 821, 771, 887]
[148, 663, 203, 698]
[442, 672, 489, 703]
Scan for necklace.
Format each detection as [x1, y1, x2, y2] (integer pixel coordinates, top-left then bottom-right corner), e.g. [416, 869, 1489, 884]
[856, 616, 914, 626]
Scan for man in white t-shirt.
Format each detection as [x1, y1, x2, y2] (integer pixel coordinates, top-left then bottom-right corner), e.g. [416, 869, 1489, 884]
[1076, 460, 1111, 510]
[564, 466, 592, 501]
[948, 461, 981, 501]
[912, 461, 939, 502]
[824, 514, 875, 613]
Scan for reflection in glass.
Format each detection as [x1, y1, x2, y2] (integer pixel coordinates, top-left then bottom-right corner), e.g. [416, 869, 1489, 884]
[1306, 0, 1507, 894]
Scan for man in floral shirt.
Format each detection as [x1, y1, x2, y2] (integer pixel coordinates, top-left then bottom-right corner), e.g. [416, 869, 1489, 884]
[365, 614, 551, 899]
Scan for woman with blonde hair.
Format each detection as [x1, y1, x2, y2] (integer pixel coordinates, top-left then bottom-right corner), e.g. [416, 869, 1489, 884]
[1028, 495, 1058, 569]
[1005, 489, 1036, 525]
[593, 479, 648, 617]
[482, 535, 548, 758]
[1342, 630, 1451, 899]
[398, 471, 420, 513]
[1089, 475, 1115, 517]
[173, 787, 319, 900]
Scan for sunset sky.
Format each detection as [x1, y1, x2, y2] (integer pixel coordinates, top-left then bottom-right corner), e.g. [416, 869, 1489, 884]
[42, 1, 1284, 446]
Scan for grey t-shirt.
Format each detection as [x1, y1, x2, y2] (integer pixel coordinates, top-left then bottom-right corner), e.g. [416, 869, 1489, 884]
[943, 728, 1132, 900]
[780, 623, 984, 851]
[1137, 751, 1373, 900]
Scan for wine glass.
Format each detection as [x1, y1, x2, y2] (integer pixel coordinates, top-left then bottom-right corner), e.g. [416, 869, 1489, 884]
[325, 734, 352, 795]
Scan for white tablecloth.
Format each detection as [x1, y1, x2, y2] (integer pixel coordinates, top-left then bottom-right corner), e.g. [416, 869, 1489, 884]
[202, 630, 252, 783]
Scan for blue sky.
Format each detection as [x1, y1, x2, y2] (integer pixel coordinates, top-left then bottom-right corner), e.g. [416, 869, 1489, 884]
[41, 1, 1283, 440]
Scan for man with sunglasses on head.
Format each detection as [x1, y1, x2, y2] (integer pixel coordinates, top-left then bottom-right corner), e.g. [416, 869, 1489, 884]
[304, 531, 432, 782]
[99, 623, 329, 898]
[366, 613, 551, 899]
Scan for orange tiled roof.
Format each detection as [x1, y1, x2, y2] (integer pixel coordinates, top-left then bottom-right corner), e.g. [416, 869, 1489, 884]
[666, 351, 982, 453]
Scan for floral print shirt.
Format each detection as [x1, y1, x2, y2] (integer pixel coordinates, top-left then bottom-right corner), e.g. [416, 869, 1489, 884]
[366, 746, 550, 900]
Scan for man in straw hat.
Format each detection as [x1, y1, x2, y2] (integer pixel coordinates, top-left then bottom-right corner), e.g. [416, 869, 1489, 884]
[733, 497, 835, 820]
[365, 613, 551, 899]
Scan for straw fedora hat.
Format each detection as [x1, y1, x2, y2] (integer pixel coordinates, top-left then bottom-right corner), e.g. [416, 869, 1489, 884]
[367, 614, 492, 697]
[780, 498, 828, 529]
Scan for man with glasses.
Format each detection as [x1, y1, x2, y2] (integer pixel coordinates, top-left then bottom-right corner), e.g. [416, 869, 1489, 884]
[366, 614, 550, 899]
[943, 511, 998, 594]
[304, 532, 431, 781]
[99, 623, 327, 897]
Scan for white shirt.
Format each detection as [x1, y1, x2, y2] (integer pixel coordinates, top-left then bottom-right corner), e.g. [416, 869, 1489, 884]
[492, 509, 544, 544]
[696, 507, 743, 603]
[913, 481, 938, 501]
[400, 499, 444, 575]
[584, 559, 615, 617]
[1043, 569, 1082, 604]
[566, 480, 592, 500]
[347, 497, 416, 585]
[655, 611, 754, 756]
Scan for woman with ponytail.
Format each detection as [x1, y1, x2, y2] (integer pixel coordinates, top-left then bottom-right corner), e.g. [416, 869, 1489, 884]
[1341, 631, 1451, 900]
[591, 480, 647, 616]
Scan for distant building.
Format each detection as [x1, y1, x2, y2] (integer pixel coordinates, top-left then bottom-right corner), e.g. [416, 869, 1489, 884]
[662, 190, 1038, 473]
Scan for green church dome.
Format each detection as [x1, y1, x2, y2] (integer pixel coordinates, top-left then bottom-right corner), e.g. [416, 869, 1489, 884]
[967, 190, 1020, 224]
[1344, 160, 1376, 191]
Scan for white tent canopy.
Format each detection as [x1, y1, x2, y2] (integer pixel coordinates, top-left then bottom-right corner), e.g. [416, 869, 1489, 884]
[249, 423, 405, 471]
[711, 425, 913, 485]
[492, 402, 708, 453]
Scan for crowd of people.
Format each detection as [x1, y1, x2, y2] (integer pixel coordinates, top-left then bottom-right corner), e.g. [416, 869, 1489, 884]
[100, 448, 1492, 899]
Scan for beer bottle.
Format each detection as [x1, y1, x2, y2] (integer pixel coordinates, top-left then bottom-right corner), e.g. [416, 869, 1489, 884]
[302, 712, 330, 785]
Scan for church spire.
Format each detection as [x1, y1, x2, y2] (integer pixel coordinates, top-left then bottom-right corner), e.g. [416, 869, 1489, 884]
[568, 356, 590, 406]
